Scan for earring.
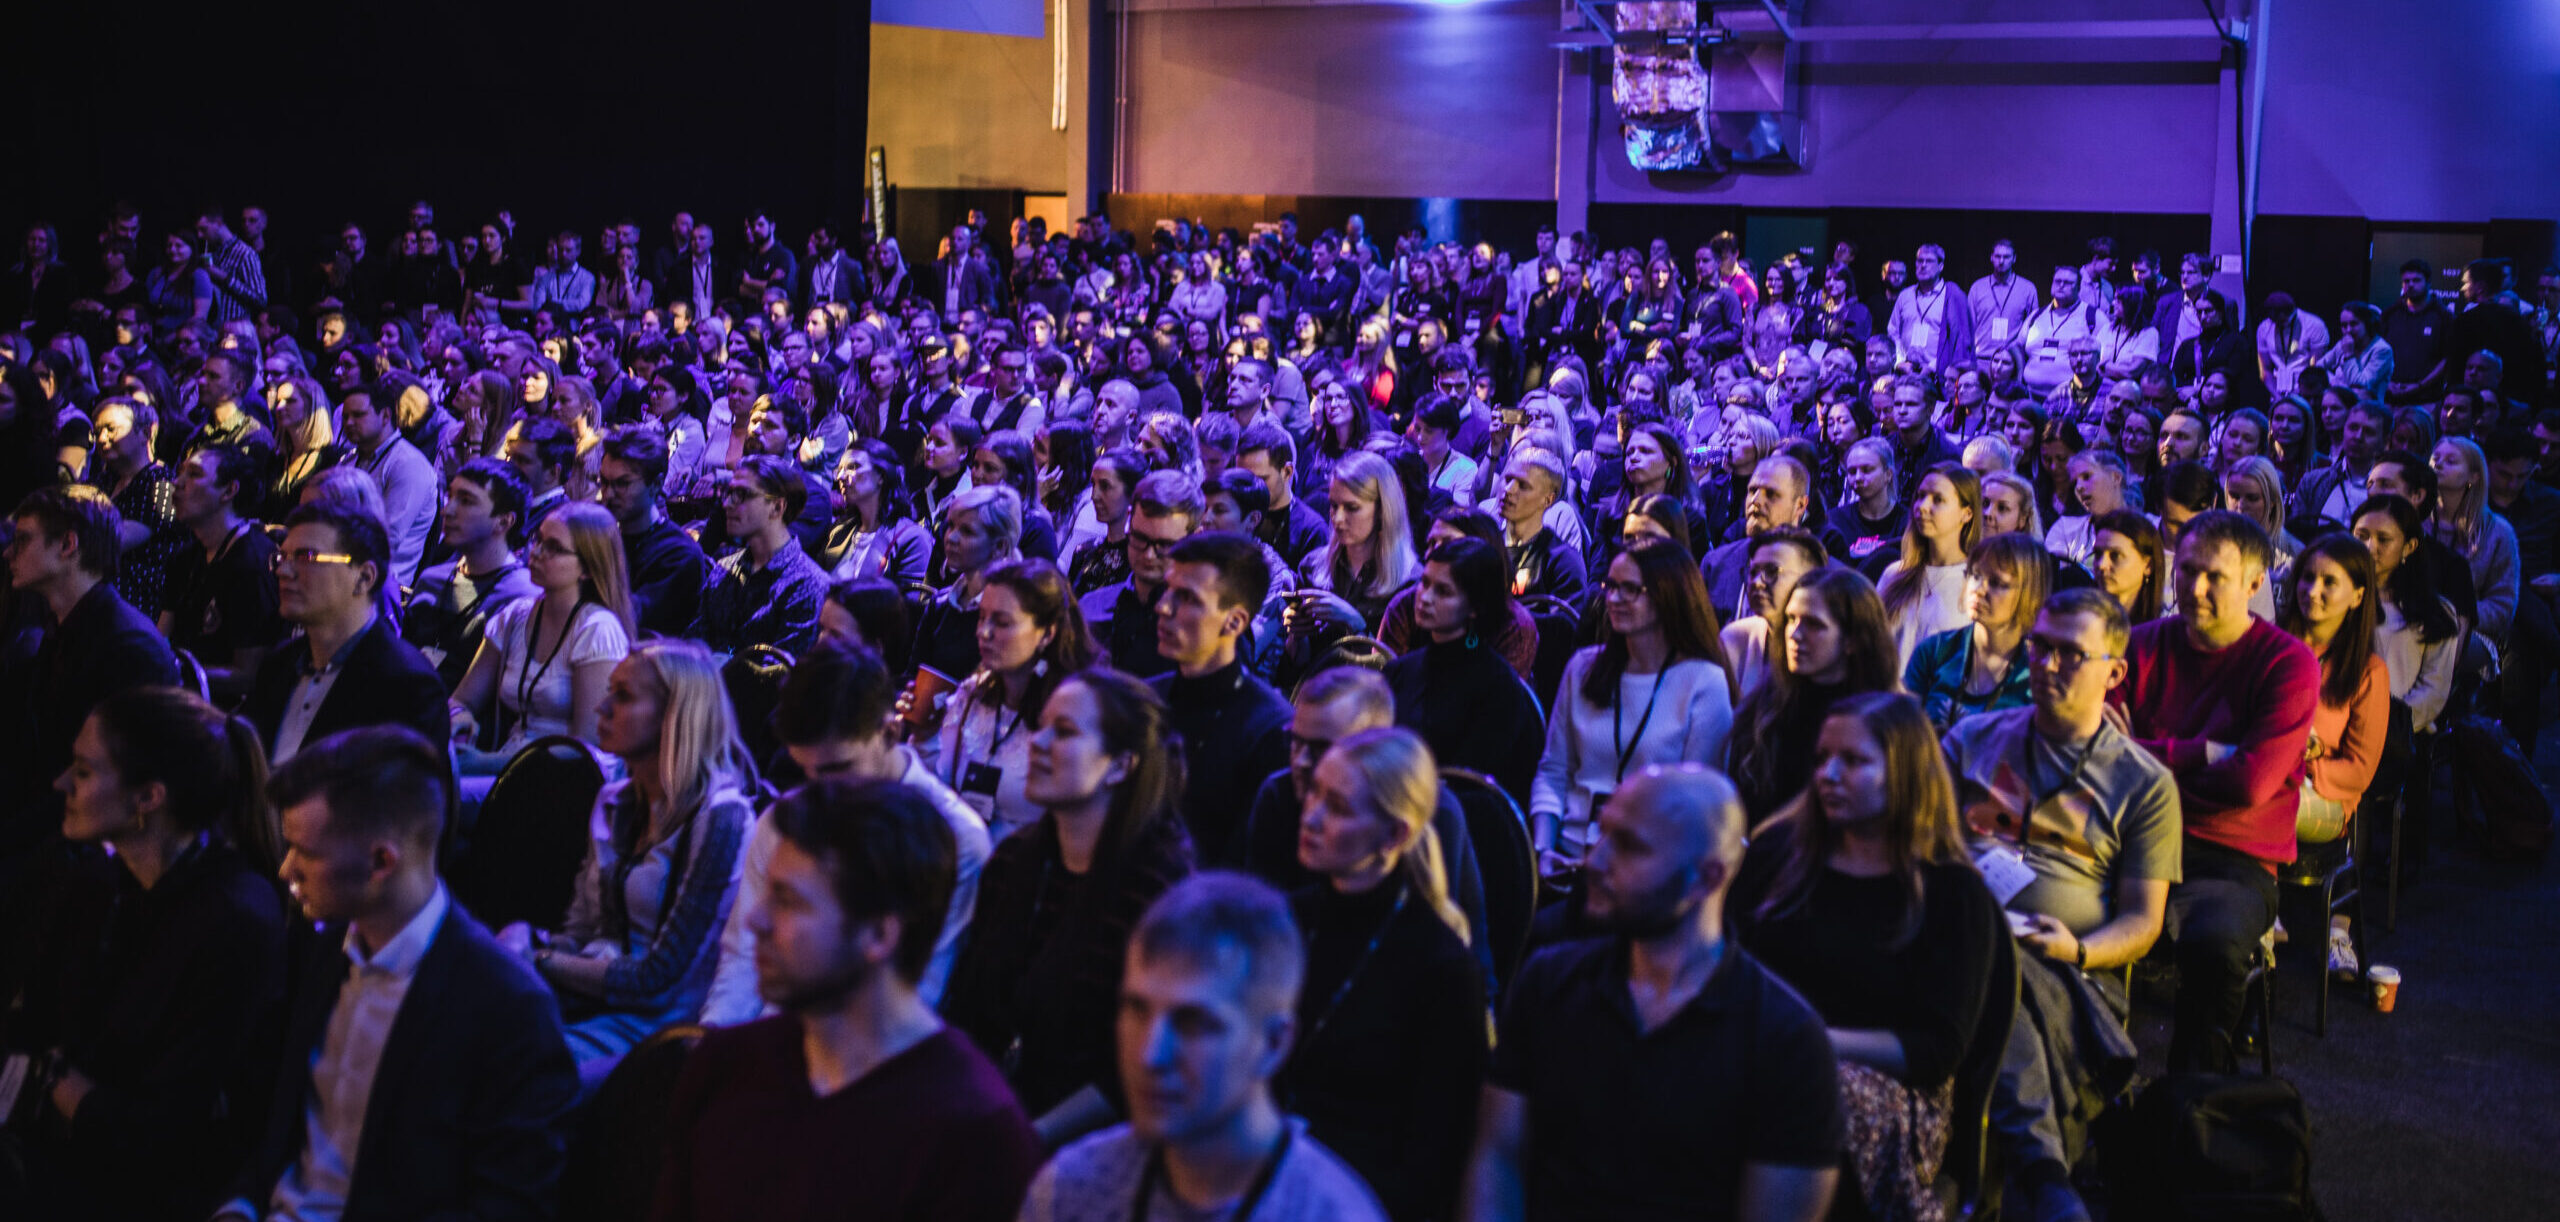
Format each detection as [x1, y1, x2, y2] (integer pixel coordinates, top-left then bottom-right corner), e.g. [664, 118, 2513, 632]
[1032, 657, 1049, 678]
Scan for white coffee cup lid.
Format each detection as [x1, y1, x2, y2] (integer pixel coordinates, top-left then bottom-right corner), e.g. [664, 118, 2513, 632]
[2366, 964, 2401, 984]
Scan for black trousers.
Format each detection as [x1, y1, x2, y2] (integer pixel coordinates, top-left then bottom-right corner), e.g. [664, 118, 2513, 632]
[2164, 836, 2279, 1073]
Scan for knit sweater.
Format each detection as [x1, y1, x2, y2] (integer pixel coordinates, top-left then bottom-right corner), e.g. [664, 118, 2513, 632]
[2112, 617, 2320, 870]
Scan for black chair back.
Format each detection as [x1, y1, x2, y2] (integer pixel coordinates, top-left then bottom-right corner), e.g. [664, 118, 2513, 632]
[1946, 922, 2020, 1209]
[1441, 767, 1538, 994]
[173, 647, 211, 703]
[1520, 601, 1583, 713]
[561, 1023, 704, 1222]
[447, 736, 606, 932]
[724, 644, 797, 770]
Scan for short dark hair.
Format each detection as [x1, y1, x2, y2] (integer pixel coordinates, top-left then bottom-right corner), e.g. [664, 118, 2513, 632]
[2159, 460, 2221, 514]
[601, 424, 670, 483]
[1431, 506, 1502, 549]
[2040, 586, 2131, 654]
[185, 442, 260, 509]
[767, 779, 957, 986]
[511, 416, 577, 476]
[773, 639, 897, 748]
[268, 725, 449, 853]
[2483, 424, 2540, 466]
[1167, 530, 1272, 612]
[12, 484, 124, 578]
[823, 578, 916, 676]
[1207, 469, 1269, 521]
[1425, 536, 1513, 636]
[1236, 422, 1296, 471]
[453, 456, 531, 547]
[737, 454, 809, 520]
[282, 502, 391, 596]
[2371, 447, 2437, 510]
[2174, 508, 2273, 573]
[2401, 258, 2432, 279]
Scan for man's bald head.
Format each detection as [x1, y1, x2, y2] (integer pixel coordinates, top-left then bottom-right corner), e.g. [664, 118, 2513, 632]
[1613, 764, 1745, 876]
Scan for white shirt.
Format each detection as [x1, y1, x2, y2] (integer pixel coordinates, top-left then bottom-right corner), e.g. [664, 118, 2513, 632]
[265, 884, 451, 1222]
[701, 749, 989, 1026]
[1720, 615, 1774, 698]
[2256, 313, 2332, 397]
[271, 618, 376, 765]
[1530, 651, 1733, 847]
[1882, 561, 1971, 668]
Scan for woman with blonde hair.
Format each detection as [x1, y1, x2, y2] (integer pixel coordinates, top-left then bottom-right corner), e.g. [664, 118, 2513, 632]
[2222, 455, 2304, 613]
[1732, 690, 2005, 1222]
[1283, 726, 1487, 1222]
[449, 502, 634, 772]
[2429, 435, 2522, 645]
[1978, 469, 2044, 538]
[1292, 449, 1422, 637]
[1879, 462, 1983, 666]
[505, 638, 756, 1084]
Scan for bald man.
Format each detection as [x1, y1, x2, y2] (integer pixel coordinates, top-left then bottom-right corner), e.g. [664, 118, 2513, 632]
[1465, 766, 1842, 1222]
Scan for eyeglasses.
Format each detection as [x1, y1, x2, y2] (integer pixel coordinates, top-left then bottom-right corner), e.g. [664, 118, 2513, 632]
[1600, 579, 1647, 601]
[597, 476, 646, 495]
[1127, 531, 1183, 558]
[531, 537, 577, 560]
[719, 484, 775, 505]
[1288, 732, 1335, 761]
[2025, 637, 2115, 672]
[273, 548, 358, 573]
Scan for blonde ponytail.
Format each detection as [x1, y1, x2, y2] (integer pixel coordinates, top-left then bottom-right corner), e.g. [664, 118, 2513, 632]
[1334, 727, 1470, 946]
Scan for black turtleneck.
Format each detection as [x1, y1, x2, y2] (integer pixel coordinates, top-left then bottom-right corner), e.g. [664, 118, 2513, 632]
[1384, 635, 1546, 805]
[1283, 876, 1488, 1222]
[1737, 678, 1859, 823]
[1149, 658, 1291, 866]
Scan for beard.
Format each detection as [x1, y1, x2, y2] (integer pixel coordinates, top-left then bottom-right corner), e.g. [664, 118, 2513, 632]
[765, 955, 873, 1016]
[1591, 865, 1699, 941]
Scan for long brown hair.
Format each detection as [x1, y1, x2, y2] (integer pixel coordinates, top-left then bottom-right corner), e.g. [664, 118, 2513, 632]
[2090, 509, 2164, 623]
[89, 686, 281, 876]
[1754, 691, 1969, 950]
[1728, 568, 1900, 807]
[2282, 534, 2383, 709]
[1880, 463, 1982, 622]
[1584, 536, 1736, 705]
[977, 558, 1100, 716]
[1062, 668, 1189, 863]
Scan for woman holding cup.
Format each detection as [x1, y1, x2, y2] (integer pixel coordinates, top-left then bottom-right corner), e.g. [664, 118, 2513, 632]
[911, 484, 1021, 685]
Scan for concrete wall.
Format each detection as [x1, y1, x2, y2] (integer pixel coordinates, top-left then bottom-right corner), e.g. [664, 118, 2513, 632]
[869, 21, 1076, 192]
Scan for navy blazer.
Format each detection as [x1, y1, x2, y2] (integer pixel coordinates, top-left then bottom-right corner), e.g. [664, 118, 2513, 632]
[238, 904, 578, 1222]
[244, 615, 451, 767]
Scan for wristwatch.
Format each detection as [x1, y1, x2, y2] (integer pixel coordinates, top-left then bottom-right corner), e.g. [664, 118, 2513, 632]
[2073, 942, 2088, 970]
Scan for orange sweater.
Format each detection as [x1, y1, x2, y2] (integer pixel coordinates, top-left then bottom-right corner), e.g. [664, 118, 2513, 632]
[2307, 652, 2391, 811]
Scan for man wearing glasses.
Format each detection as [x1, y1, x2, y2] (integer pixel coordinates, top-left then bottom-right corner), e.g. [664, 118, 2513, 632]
[1941, 588, 2179, 1222]
[244, 503, 449, 767]
[689, 455, 828, 657]
[1077, 469, 1205, 678]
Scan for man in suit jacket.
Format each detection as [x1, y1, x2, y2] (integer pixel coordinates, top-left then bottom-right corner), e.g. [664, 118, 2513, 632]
[927, 224, 999, 319]
[245, 504, 450, 767]
[216, 726, 578, 1222]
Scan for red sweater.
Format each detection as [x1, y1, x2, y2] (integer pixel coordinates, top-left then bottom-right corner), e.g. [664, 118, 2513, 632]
[2112, 617, 2321, 870]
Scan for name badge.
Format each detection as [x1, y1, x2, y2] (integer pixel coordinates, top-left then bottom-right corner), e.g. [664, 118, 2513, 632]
[961, 762, 1004, 797]
[1973, 843, 2039, 907]
[1910, 322, 1938, 352]
[1989, 317, 2010, 342]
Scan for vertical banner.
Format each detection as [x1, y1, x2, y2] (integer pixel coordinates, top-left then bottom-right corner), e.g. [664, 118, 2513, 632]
[869, 148, 891, 244]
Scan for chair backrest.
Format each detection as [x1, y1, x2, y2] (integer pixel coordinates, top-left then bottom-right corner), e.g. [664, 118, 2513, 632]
[560, 1023, 705, 1222]
[172, 647, 211, 703]
[1293, 634, 1392, 700]
[724, 644, 797, 770]
[447, 735, 607, 933]
[1526, 612, 1582, 713]
[1441, 767, 1538, 995]
[1945, 923, 2020, 1209]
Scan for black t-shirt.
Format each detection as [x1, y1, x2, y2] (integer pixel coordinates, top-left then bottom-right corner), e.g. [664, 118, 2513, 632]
[1489, 937, 1844, 1222]
[163, 525, 284, 661]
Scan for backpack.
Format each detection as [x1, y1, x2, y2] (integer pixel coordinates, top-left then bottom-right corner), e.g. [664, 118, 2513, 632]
[2108, 1073, 2319, 1222]
[2450, 712, 2556, 859]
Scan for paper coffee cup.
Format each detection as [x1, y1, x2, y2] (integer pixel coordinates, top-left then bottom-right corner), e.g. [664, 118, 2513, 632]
[2367, 964, 2401, 1013]
[902, 666, 959, 727]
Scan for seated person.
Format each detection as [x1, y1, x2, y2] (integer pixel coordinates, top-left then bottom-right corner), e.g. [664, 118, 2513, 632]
[499, 640, 757, 1086]
[445, 503, 632, 774]
[909, 558, 1097, 842]
[1466, 765, 1843, 1222]
[1383, 537, 1546, 803]
[1902, 531, 2050, 731]
[1729, 692, 2006, 1222]
[217, 726, 577, 1222]
[160, 442, 288, 703]
[1942, 589, 2180, 1221]
[1285, 727, 1489, 1222]
[653, 779, 1041, 1222]
[1725, 568, 1901, 825]
[690, 454, 829, 657]
[703, 640, 991, 1026]
[598, 425, 713, 637]
[942, 670, 1196, 1149]
[911, 484, 1025, 683]
[1019, 875, 1389, 1222]
[245, 504, 448, 767]
[1531, 536, 1736, 878]
[1493, 449, 1589, 608]
[1378, 507, 1537, 677]
[1286, 451, 1423, 649]
[1719, 526, 1829, 698]
[403, 458, 536, 687]
[2114, 511, 2319, 1073]
[1150, 532, 1293, 864]
[1079, 470, 1205, 678]
[10, 689, 288, 1221]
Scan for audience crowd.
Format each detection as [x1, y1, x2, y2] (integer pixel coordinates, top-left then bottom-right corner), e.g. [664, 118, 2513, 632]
[3, 199, 2555, 1222]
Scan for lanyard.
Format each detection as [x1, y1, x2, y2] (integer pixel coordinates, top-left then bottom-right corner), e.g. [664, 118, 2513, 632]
[2024, 727, 2101, 837]
[947, 691, 1028, 790]
[1613, 668, 1672, 781]
[1128, 1122, 1295, 1222]
[511, 596, 583, 738]
[1297, 886, 1410, 1054]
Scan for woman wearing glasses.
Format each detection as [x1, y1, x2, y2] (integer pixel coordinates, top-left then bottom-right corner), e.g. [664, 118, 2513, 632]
[1902, 532, 2051, 732]
[447, 502, 633, 774]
